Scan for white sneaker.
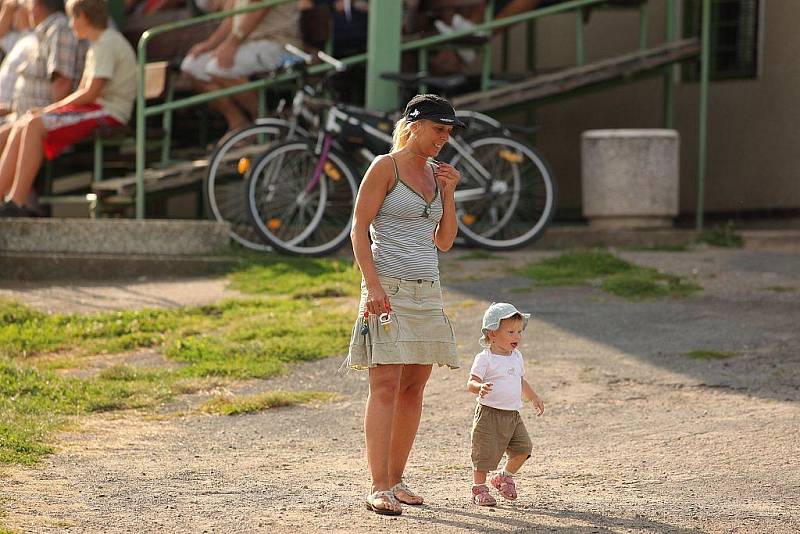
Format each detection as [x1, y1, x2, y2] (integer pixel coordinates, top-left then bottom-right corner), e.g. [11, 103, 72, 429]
[452, 13, 488, 36]
[434, 19, 453, 34]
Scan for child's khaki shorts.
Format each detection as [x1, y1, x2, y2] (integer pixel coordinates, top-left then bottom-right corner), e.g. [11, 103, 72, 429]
[471, 403, 533, 472]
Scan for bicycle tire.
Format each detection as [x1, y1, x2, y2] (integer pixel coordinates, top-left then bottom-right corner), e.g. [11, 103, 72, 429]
[204, 119, 304, 251]
[246, 140, 359, 256]
[447, 134, 556, 250]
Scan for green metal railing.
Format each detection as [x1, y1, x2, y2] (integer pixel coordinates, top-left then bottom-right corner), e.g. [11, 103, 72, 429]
[133, 0, 710, 227]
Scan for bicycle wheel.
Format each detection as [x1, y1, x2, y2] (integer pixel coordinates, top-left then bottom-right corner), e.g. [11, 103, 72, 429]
[246, 140, 359, 256]
[455, 110, 502, 136]
[447, 134, 556, 250]
[204, 119, 302, 251]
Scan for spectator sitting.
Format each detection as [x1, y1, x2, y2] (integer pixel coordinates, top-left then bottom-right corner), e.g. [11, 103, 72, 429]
[0, 0, 37, 121]
[0, 0, 28, 54]
[180, 0, 302, 132]
[0, 0, 88, 154]
[0, 0, 135, 217]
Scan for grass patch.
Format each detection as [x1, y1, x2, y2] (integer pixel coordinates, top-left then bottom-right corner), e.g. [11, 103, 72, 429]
[700, 221, 744, 248]
[632, 242, 693, 252]
[457, 250, 503, 260]
[199, 390, 338, 416]
[684, 350, 738, 360]
[227, 255, 360, 296]
[0, 261, 356, 466]
[763, 285, 796, 293]
[516, 249, 700, 299]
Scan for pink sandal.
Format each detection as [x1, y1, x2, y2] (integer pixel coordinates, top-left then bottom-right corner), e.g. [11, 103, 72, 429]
[471, 484, 497, 506]
[490, 472, 517, 500]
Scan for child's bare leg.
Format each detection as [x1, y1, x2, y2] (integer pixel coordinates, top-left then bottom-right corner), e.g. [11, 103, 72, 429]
[473, 469, 488, 485]
[503, 453, 529, 474]
[0, 122, 23, 199]
[8, 116, 45, 205]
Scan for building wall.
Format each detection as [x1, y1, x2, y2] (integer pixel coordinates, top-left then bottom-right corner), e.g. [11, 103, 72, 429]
[494, 0, 799, 216]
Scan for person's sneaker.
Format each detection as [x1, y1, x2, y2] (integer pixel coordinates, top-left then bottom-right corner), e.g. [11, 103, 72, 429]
[0, 201, 34, 217]
[433, 19, 453, 34]
[471, 484, 497, 506]
[452, 13, 488, 36]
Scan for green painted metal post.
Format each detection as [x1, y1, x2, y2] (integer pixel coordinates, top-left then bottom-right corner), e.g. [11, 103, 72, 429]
[696, 0, 711, 231]
[160, 79, 175, 164]
[135, 34, 147, 219]
[366, 1, 402, 111]
[575, 10, 584, 66]
[638, 3, 649, 50]
[94, 137, 103, 182]
[662, 0, 677, 128]
[418, 48, 429, 94]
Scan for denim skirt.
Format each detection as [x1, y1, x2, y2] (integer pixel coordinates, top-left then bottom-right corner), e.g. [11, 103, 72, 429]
[344, 275, 459, 370]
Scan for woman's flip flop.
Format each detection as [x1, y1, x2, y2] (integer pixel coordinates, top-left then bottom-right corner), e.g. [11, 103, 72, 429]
[365, 490, 402, 516]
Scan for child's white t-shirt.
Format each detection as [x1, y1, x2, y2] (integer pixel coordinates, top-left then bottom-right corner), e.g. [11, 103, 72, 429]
[469, 348, 525, 411]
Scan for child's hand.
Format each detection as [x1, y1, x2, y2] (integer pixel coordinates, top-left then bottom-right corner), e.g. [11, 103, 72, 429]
[530, 393, 544, 416]
[478, 382, 493, 398]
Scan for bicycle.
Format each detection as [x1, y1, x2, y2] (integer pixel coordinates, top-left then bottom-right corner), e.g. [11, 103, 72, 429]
[204, 46, 514, 251]
[243, 54, 556, 256]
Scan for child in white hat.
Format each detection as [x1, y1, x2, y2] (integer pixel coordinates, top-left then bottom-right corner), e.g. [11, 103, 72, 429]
[466, 302, 545, 506]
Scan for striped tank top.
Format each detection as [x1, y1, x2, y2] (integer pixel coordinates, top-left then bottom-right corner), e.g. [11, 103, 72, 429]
[370, 156, 443, 281]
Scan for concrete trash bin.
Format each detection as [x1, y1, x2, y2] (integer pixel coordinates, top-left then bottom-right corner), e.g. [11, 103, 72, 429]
[581, 129, 679, 229]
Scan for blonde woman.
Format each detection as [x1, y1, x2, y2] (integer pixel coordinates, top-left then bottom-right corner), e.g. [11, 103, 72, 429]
[345, 94, 465, 515]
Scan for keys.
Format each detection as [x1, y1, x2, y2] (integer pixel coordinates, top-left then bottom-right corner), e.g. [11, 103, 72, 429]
[360, 311, 369, 335]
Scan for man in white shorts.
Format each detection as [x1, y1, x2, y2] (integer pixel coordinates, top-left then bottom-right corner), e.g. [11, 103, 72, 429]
[180, 0, 301, 131]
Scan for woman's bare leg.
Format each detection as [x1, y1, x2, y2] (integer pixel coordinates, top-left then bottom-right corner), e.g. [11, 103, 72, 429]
[388, 363, 432, 503]
[364, 363, 403, 513]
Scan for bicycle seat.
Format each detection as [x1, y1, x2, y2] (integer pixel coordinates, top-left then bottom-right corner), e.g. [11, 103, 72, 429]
[381, 72, 466, 92]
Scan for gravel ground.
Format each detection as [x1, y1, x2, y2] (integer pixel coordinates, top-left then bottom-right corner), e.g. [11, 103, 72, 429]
[1, 245, 798, 533]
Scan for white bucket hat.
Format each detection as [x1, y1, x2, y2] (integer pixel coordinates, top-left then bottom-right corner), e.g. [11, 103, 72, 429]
[479, 302, 531, 347]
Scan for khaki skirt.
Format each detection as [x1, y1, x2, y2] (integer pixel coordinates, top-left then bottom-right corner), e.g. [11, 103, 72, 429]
[344, 275, 459, 370]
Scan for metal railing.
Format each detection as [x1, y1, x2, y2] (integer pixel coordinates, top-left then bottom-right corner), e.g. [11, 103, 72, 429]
[132, 0, 708, 227]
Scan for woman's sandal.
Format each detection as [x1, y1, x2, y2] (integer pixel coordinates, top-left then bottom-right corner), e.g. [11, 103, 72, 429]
[391, 481, 424, 505]
[471, 484, 497, 506]
[365, 490, 402, 516]
[490, 472, 518, 500]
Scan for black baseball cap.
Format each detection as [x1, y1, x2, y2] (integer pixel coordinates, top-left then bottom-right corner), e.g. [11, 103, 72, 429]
[403, 94, 467, 128]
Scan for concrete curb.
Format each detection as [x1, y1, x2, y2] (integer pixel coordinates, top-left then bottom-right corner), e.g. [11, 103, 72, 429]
[0, 218, 231, 255]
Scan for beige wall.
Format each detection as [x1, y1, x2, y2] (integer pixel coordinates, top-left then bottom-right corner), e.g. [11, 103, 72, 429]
[494, 0, 799, 216]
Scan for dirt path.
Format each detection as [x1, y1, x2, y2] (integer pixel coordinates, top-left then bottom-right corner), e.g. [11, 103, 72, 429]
[2, 247, 799, 533]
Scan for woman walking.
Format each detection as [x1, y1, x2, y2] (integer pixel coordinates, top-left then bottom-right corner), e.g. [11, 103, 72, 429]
[345, 94, 465, 516]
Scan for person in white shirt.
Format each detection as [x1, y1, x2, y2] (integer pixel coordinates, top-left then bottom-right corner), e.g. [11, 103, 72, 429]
[466, 302, 544, 506]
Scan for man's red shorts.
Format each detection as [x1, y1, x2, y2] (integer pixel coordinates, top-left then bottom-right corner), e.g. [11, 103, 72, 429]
[41, 103, 123, 160]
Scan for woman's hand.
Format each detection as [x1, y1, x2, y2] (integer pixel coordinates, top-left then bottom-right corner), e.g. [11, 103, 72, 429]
[365, 284, 390, 315]
[434, 162, 460, 196]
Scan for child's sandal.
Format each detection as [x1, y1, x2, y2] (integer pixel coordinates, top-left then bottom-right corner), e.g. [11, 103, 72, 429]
[490, 472, 517, 500]
[471, 484, 496, 506]
[391, 481, 424, 505]
[365, 490, 402, 516]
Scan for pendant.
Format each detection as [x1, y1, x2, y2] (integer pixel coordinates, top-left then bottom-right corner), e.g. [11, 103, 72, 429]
[422, 204, 430, 218]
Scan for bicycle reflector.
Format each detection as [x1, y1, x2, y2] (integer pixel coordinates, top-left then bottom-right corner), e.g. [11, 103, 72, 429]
[461, 213, 476, 225]
[499, 149, 523, 163]
[238, 157, 251, 175]
[324, 162, 341, 181]
[267, 218, 282, 230]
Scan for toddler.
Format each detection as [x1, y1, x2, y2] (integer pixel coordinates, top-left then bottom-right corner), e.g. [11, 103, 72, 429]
[466, 302, 544, 506]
